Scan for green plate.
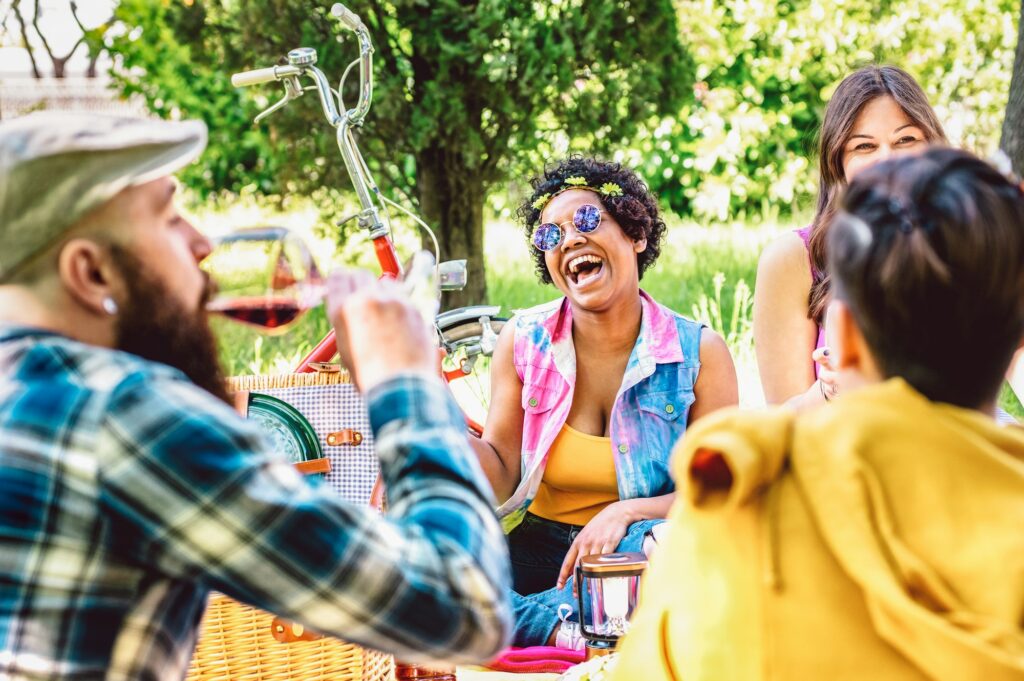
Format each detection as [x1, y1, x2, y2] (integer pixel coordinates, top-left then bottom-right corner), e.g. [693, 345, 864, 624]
[247, 393, 323, 467]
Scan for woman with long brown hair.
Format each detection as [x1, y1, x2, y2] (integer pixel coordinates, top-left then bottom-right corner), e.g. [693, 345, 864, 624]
[754, 65, 947, 407]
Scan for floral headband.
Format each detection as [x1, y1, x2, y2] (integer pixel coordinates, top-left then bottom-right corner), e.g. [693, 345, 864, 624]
[530, 176, 624, 213]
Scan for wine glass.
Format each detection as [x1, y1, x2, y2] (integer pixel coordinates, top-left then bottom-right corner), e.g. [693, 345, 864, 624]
[202, 226, 439, 333]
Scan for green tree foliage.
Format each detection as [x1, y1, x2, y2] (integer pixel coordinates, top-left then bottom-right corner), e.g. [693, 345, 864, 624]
[109, 0, 693, 305]
[623, 0, 1020, 221]
[108, 0, 279, 194]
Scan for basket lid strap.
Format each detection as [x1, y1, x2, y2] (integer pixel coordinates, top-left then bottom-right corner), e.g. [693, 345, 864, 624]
[293, 458, 331, 476]
[232, 390, 250, 417]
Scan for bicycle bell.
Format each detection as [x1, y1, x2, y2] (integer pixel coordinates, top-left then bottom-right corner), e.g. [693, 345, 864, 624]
[288, 48, 318, 66]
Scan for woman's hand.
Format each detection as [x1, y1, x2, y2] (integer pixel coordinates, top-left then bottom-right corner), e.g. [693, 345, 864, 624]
[784, 347, 839, 411]
[813, 347, 839, 401]
[555, 502, 632, 590]
[813, 344, 875, 400]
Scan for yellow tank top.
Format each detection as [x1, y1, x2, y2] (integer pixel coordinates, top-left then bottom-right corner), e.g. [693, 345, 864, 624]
[530, 423, 619, 526]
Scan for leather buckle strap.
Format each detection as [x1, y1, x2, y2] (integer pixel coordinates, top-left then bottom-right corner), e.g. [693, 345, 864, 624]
[293, 458, 331, 475]
[270, 616, 323, 643]
[326, 429, 363, 446]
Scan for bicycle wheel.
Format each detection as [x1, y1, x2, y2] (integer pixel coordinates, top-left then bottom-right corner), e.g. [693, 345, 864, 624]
[439, 316, 508, 432]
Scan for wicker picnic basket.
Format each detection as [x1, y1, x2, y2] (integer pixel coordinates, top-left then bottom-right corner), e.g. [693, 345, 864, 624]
[186, 370, 394, 681]
[187, 594, 394, 681]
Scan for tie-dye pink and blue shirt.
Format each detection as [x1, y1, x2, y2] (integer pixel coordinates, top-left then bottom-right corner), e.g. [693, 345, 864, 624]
[497, 291, 704, 531]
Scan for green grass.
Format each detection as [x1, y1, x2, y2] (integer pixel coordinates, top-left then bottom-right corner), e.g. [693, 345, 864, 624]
[1000, 382, 1024, 420]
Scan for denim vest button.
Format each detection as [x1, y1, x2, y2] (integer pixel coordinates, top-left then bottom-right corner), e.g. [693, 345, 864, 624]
[618, 443, 629, 454]
[665, 404, 675, 414]
[528, 397, 538, 407]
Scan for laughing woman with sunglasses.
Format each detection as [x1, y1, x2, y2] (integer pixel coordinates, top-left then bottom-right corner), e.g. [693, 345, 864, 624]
[470, 157, 738, 647]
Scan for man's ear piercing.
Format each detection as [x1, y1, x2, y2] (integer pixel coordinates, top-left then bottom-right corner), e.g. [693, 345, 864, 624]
[102, 297, 119, 315]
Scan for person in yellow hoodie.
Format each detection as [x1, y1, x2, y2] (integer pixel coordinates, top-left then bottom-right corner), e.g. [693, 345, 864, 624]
[611, 147, 1024, 681]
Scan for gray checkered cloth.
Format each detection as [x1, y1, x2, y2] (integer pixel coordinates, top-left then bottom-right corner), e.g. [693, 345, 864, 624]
[255, 383, 379, 506]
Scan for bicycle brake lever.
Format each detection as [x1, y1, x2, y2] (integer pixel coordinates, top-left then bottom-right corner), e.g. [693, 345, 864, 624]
[283, 75, 304, 99]
[254, 97, 289, 124]
[335, 212, 361, 227]
[253, 76, 305, 124]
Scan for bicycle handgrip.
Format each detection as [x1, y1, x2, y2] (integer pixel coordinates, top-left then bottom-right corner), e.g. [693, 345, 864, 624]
[232, 65, 302, 88]
[331, 3, 364, 31]
[231, 67, 282, 87]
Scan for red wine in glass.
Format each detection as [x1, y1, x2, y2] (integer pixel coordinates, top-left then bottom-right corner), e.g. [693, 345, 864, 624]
[207, 296, 308, 331]
[203, 227, 324, 333]
[203, 226, 439, 333]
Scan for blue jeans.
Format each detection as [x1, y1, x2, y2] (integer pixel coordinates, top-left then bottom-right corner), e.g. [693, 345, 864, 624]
[507, 512, 663, 647]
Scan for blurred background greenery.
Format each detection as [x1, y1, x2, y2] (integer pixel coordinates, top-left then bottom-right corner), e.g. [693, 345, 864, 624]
[3, 0, 1021, 412]
[105, 0, 1021, 301]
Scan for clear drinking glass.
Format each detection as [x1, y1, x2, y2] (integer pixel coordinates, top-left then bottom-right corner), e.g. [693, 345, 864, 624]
[202, 227, 439, 333]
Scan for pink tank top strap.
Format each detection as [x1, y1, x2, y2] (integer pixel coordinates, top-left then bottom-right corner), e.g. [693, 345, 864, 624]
[794, 226, 827, 366]
[794, 225, 822, 281]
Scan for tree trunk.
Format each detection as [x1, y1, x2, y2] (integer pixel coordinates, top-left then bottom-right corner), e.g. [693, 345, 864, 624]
[415, 146, 488, 310]
[1002, 1, 1024, 175]
[86, 53, 99, 78]
[12, 0, 42, 79]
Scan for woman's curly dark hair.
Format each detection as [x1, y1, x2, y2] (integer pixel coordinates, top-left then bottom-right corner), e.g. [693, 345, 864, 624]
[517, 156, 667, 285]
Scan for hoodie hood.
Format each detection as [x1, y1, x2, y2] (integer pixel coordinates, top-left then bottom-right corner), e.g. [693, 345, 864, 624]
[679, 378, 1024, 680]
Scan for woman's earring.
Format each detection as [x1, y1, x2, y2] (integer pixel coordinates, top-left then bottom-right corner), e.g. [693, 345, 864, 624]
[102, 297, 119, 315]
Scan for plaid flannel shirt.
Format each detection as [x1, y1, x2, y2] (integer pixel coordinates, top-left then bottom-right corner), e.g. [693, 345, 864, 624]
[0, 327, 511, 681]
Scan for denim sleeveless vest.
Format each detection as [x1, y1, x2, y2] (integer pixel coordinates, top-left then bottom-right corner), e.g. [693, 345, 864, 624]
[497, 290, 703, 532]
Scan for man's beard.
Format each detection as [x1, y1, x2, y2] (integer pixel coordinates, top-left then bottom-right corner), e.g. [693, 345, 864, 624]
[109, 245, 232, 404]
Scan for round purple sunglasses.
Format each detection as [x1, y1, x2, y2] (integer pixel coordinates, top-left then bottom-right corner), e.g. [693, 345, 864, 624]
[531, 204, 604, 252]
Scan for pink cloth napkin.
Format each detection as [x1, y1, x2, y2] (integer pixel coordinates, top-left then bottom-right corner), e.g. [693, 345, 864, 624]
[486, 646, 586, 674]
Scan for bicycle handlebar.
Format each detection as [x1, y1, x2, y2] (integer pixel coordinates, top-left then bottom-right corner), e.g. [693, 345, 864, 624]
[331, 2, 364, 31]
[332, 3, 373, 127]
[231, 3, 388, 240]
[231, 65, 302, 88]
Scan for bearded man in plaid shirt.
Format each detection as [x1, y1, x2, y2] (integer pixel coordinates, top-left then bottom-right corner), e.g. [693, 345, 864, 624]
[0, 112, 512, 680]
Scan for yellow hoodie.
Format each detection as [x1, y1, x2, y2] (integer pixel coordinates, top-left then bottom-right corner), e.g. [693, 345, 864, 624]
[611, 379, 1024, 681]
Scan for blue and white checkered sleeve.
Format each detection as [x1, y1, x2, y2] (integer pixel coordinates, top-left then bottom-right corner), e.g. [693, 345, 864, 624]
[98, 370, 512, 664]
